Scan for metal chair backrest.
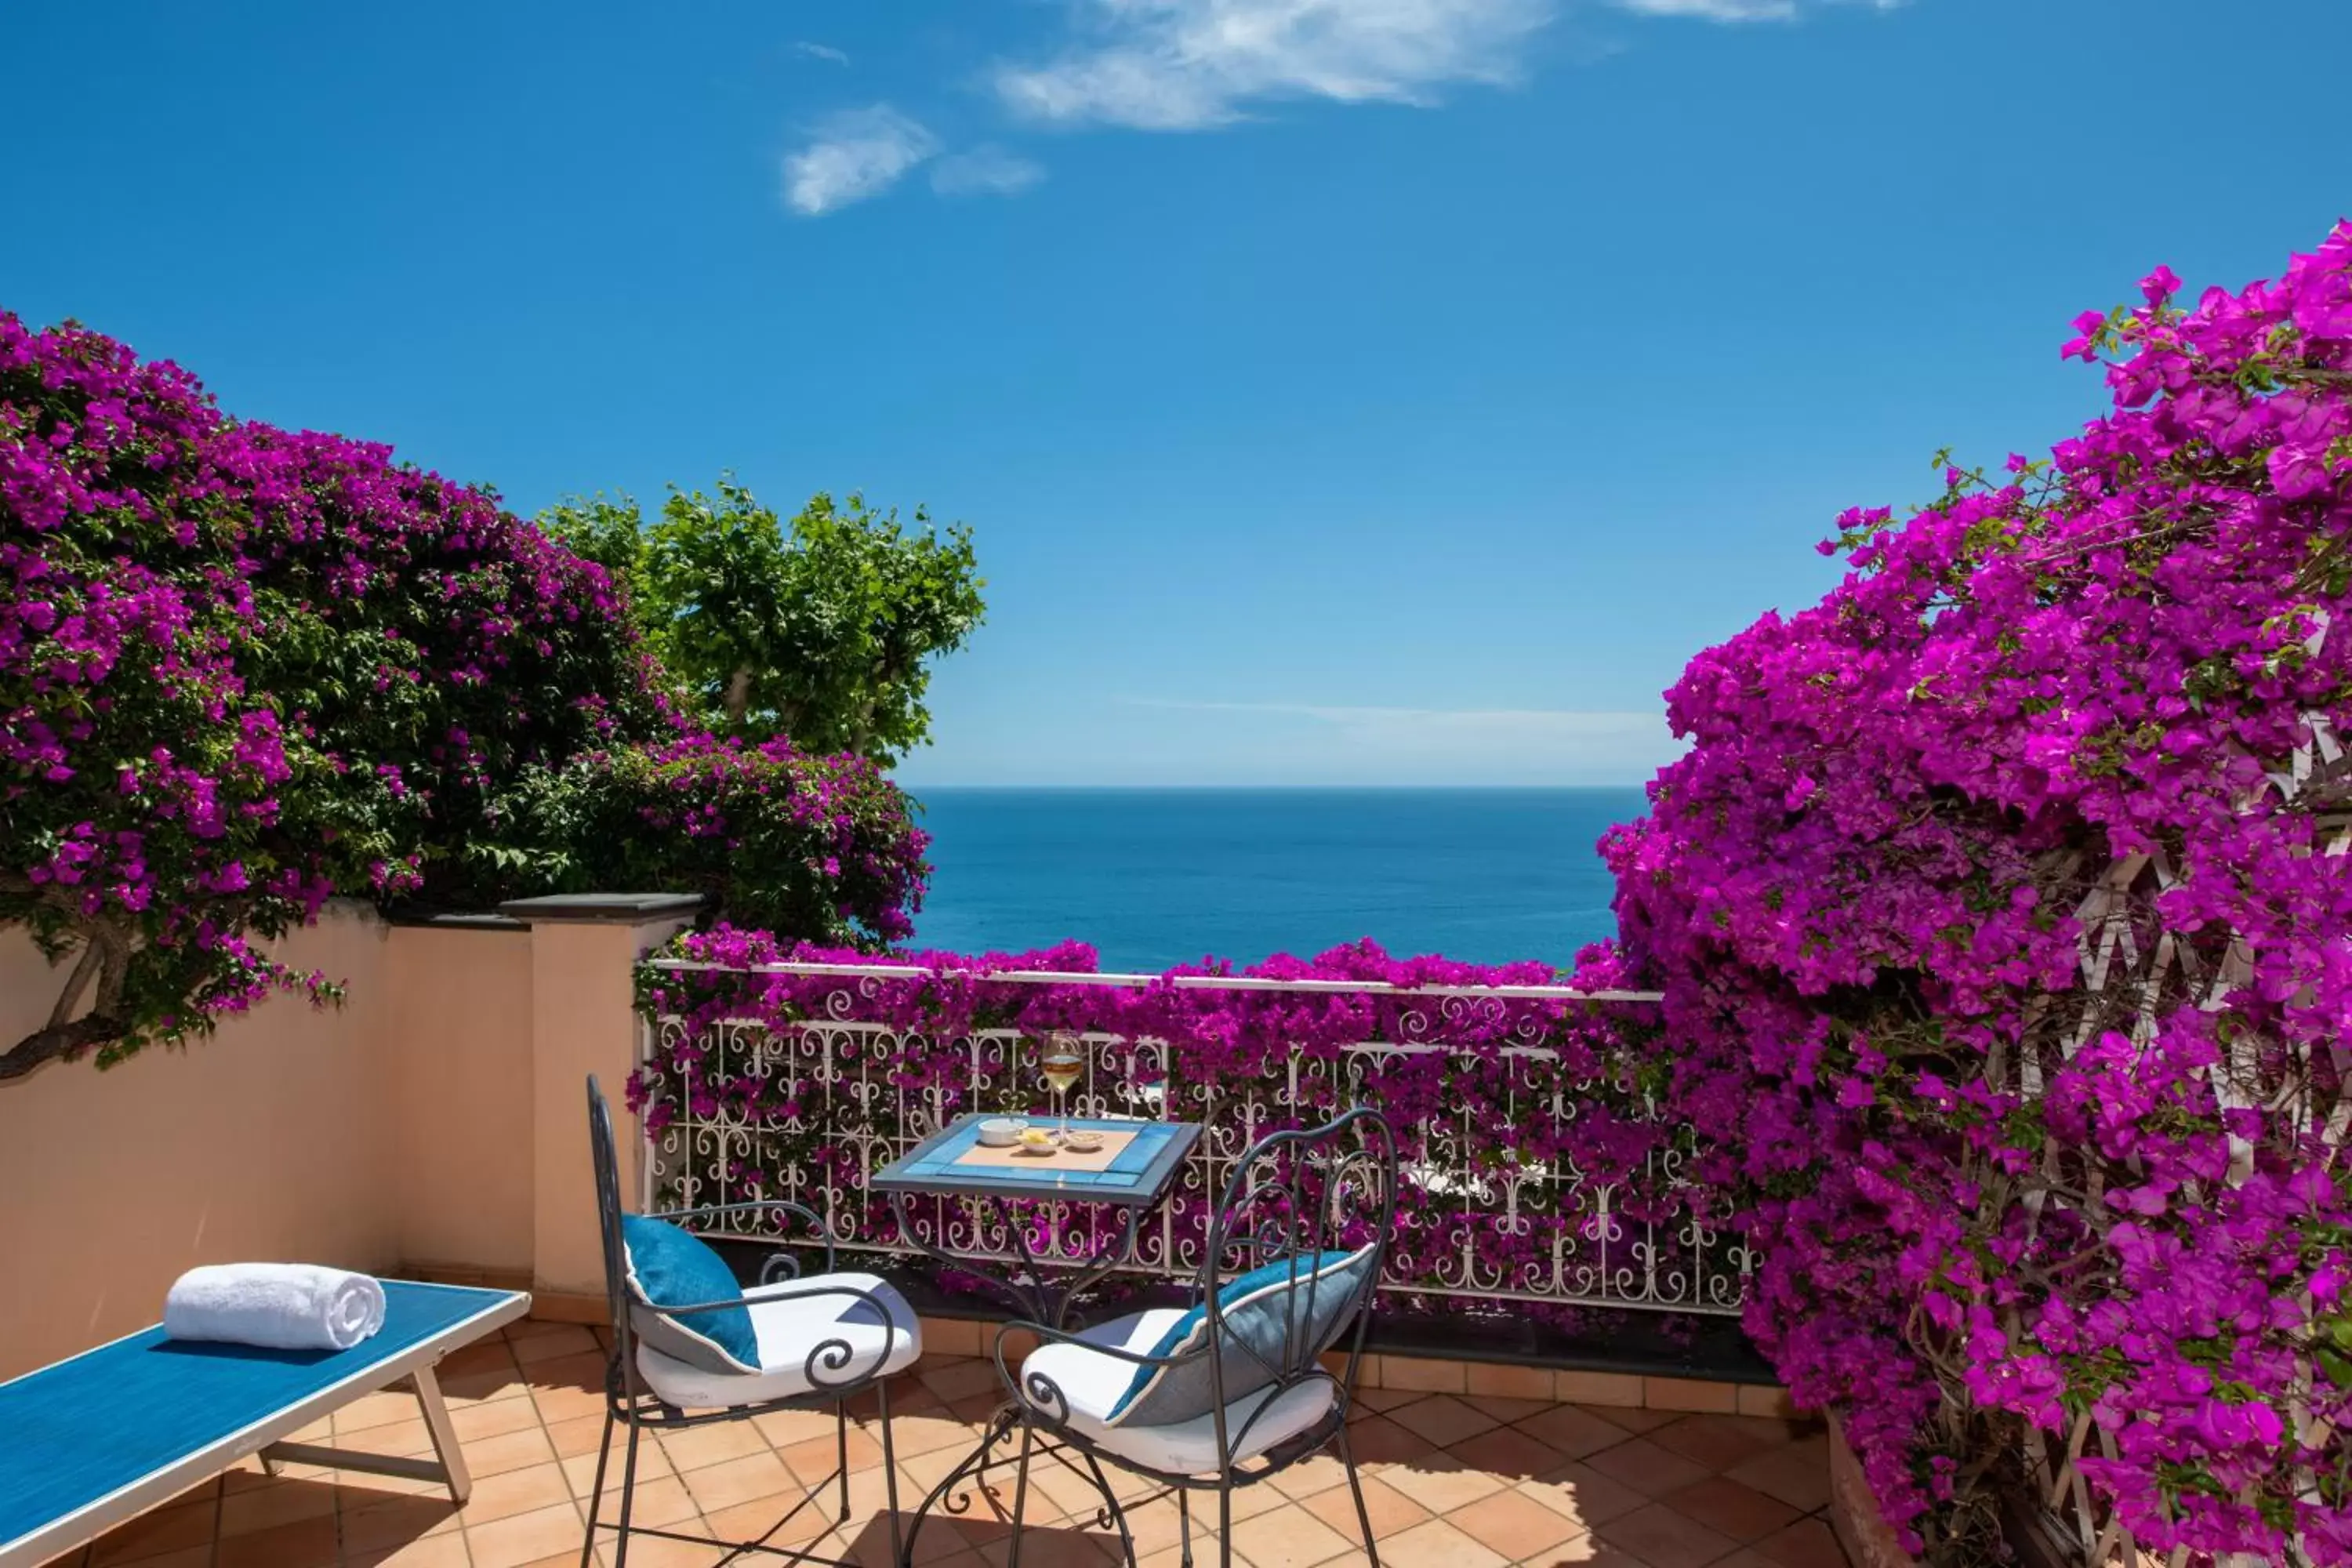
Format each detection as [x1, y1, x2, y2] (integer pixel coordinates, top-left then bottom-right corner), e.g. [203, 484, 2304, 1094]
[1197, 1107, 1397, 1457]
[586, 1074, 640, 1384]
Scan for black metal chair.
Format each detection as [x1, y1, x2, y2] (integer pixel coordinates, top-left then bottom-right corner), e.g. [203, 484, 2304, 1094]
[581, 1074, 919, 1568]
[991, 1109, 1398, 1568]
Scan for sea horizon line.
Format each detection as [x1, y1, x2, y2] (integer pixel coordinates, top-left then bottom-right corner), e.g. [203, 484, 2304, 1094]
[897, 782, 1653, 793]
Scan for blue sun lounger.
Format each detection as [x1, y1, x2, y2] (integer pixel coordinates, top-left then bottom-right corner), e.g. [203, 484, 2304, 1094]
[0, 1280, 530, 1568]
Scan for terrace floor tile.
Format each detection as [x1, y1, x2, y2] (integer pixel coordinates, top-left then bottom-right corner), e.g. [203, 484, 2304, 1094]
[37, 1341, 1845, 1568]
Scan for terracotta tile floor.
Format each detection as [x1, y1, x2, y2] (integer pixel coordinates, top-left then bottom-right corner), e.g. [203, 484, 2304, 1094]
[51, 1322, 1849, 1568]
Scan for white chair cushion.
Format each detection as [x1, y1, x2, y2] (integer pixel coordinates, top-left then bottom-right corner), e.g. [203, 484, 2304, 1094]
[1017, 1308, 1339, 1475]
[635, 1271, 920, 1408]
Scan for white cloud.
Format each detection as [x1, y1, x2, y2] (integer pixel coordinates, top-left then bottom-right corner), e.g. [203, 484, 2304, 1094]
[1131, 698, 1664, 738]
[1615, 0, 1791, 15]
[993, 0, 1557, 131]
[782, 106, 939, 216]
[775, 0, 1902, 217]
[931, 145, 1048, 197]
[1115, 699, 1682, 783]
[1612, 0, 1902, 20]
[1134, 697, 1648, 721]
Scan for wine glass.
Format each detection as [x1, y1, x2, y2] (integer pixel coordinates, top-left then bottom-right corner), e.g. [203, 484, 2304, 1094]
[1040, 1032, 1084, 1139]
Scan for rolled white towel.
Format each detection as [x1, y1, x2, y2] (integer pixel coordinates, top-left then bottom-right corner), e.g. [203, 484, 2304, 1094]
[163, 1264, 388, 1351]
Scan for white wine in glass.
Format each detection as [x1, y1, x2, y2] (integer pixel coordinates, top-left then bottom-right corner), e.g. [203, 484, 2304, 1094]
[1040, 1033, 1084, 1138]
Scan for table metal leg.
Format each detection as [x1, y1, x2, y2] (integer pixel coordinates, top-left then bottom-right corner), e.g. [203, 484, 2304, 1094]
[885, 1190, 1146, 1333]
[883, 1168, 1156, 1568]
[898, 1403, 1022, 1568]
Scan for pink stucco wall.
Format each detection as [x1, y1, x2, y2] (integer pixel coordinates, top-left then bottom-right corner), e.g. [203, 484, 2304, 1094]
[0, 905, 400, 1377]
[0, 901, 681, 1379]
[379, 921, 536, 1279]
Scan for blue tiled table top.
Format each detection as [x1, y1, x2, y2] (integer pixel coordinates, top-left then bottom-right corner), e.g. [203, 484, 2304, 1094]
[872, 1115, 1203, 1208]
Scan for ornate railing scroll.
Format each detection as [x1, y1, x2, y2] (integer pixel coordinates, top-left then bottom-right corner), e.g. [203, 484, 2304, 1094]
[638, 962, 1755, 1317]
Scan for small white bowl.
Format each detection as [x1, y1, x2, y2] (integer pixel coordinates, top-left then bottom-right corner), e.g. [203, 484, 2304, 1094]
[976, 1117, 1029, 1147]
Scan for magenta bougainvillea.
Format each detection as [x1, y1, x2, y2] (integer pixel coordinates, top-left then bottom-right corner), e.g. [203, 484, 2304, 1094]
[1, 310, 928, 1078]
[632, 925, 1714, 1325]
[638, 226, 2352, 1566]
[1606, 224, 2352, 1562]
[26, 214, 2342, 1559]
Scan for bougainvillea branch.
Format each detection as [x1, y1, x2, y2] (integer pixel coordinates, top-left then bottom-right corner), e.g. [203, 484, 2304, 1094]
[0, 881, 126, 1080]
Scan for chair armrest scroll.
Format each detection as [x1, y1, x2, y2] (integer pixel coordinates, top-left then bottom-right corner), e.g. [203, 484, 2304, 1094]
[991, 1315, 1210, 1425]
[638, 1279, 906, 1392]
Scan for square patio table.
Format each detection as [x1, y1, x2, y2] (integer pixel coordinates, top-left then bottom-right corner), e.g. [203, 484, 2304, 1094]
[873, 1113, 1203, 1567]
[871, 1113, 1202, 1210]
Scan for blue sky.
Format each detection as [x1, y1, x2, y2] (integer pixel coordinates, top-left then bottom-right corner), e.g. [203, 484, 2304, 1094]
[6, 1, 2347, 786]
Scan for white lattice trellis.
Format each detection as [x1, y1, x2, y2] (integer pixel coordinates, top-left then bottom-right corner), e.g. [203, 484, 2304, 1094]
[2016, 708, 2350, 1568]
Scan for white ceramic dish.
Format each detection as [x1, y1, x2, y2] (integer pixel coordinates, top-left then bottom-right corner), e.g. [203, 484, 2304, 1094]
[976, 1117, 1029, 1147]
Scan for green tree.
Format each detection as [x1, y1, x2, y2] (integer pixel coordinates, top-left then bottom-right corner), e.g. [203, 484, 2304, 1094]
[542, 480, 984, 764]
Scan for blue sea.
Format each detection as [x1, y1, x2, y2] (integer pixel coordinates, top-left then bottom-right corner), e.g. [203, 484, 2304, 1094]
[902, 787, 1644, 973]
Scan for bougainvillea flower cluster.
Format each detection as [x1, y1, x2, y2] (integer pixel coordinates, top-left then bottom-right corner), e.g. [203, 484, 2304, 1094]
[1604, 226, 2352, 1561]
[1, 310, 928, 1075]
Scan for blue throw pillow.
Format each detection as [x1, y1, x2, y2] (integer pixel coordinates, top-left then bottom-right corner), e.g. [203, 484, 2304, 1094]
[1109, 1247, 1376, 1427]
[620, 1215, 760, 1374]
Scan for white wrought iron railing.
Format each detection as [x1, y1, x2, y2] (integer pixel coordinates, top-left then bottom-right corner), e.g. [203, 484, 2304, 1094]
[641, 960, 1756, 1317]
